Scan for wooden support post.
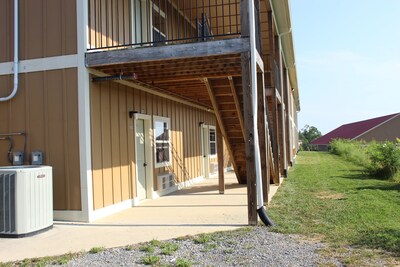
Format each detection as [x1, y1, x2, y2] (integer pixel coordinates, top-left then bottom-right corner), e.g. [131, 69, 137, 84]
[241, 0, 261, 225]
[228, 76, 246, 141]
[283, 68, 292, 172]
[268, 11, 280, 184]
[277, 40, 287, 177]
[257, 73, 269, 204]
[217, 124, 225, 194]
[241, 52, 258, 226]
[287, 74, 294, 166]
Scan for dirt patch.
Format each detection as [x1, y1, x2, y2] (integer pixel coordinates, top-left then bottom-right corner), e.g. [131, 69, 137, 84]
[316, 191, 346, 200]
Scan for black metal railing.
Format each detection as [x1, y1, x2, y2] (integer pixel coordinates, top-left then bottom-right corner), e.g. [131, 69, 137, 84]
[88, 0, 241, 50]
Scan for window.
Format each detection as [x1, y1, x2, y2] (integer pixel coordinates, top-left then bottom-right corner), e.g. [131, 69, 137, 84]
[209, 126, 216, 157]
[154, 116, 171, 168]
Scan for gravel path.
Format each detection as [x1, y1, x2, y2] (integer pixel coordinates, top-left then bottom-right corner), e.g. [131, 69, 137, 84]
[57, 227, 343, 267]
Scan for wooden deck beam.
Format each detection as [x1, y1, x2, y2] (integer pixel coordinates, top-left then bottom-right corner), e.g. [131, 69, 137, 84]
[228, 76, 246, 141]
[86, 38, 250, 67]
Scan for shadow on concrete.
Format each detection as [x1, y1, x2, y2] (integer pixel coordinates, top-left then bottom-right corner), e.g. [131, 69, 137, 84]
[54, 222, 247, 227]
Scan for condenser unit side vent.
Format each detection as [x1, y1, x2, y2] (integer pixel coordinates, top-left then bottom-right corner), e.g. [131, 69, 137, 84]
[0, 173, 16, 234]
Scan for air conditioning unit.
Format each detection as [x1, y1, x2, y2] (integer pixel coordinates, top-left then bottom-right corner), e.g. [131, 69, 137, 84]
[0, 165, 53, 238]
[157, 173, 175, 191]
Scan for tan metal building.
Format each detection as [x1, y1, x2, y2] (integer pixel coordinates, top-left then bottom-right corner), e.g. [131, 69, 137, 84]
[0, 0, 300, 224]
[312, 113, 400, 151]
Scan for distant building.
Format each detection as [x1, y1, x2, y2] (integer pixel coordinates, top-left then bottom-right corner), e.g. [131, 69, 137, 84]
[311, 113, 400, 151]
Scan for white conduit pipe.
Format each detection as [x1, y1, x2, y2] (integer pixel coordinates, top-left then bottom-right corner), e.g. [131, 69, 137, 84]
[248, 0, 274, 226]
[0, 0, 19, 102]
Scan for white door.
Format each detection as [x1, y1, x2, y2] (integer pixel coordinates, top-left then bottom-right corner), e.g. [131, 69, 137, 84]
[136, 119, 147, 200]
[202, 126, 209, 178]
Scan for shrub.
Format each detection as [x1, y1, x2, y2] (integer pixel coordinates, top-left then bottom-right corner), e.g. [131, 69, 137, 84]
[367, 141, 400, 179]
[330, 139, 400, 180]
[329, 139, 369, 167]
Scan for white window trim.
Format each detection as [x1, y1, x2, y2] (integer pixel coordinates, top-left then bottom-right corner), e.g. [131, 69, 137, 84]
[153, 115, 172, 168]
[209, 125, 217, 159]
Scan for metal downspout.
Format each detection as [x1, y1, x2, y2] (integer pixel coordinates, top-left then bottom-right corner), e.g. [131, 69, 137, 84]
[248, 0, 274, 226]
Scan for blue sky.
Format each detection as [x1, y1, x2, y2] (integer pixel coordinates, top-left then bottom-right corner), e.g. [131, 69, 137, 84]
[291, 0, 400, 134]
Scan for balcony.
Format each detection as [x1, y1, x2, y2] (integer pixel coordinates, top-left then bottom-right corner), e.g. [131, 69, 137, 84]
[85, 0, 257, 110]
[88, 0, 242, 50]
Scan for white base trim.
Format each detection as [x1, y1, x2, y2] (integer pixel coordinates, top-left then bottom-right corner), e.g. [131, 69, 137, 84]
[89, 199, 136, 222]
[0, 54, 78, 75]
[132, 197, 140, 206]
[54, 210, 87, 222]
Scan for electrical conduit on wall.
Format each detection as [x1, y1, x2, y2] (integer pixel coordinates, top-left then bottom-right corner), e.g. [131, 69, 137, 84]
[0, 0, 18, 102]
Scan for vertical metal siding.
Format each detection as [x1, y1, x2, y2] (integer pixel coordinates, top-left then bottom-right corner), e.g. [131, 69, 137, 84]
[0, 0, 77, 63]
[90, 81, 216, 210]
[0, 70, 81, 211]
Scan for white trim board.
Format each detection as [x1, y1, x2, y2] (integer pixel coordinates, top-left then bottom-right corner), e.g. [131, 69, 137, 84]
[0, 54, 78, 75]
[53, 210, 87, 222]
[88, 199, 136, 222]
[76, 0, 93, 223]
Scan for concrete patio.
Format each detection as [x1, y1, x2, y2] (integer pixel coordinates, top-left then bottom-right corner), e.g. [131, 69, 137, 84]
[0, 171, 280, 262]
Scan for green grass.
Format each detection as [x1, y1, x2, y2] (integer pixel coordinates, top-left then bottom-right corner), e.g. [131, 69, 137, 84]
[150, 238, 162, 247]
[139, 244, 155, 253]
[1, 253, 77, 267]
[125, 244, 135, 251]
[175, 258, 192, 267]
[192, 233, 212, 244]
[202, 243, 217, 252]
[141, 255, 160, 265]
[160, 242, 179, 255]
[89, 246, 105, 254]
[268, 152, 400, 264]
